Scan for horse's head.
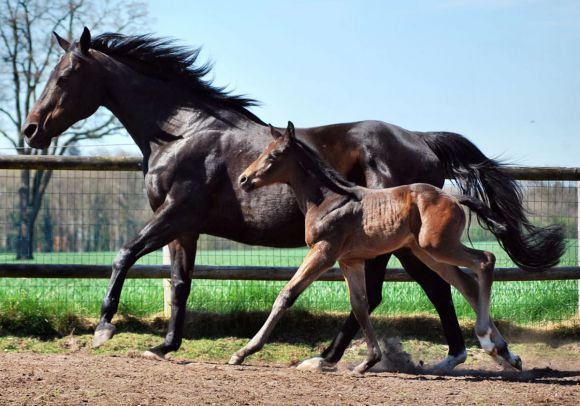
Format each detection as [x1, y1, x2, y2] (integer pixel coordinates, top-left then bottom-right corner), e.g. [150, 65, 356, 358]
[22, 27, 105, 148]
[239, 121, 297, 192]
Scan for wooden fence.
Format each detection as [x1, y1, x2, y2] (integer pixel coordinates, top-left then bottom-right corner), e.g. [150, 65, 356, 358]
[1, 156, 580, 306]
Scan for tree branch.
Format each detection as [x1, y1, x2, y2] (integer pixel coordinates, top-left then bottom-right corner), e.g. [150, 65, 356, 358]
[0, 128, 18, 148]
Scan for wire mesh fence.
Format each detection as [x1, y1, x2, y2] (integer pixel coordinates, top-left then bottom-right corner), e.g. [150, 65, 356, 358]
[0, 159, 578, 326]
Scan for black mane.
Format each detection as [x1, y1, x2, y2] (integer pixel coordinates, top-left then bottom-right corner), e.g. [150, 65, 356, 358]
[90, 33, 264, 124]
[292, 138, 359, 199]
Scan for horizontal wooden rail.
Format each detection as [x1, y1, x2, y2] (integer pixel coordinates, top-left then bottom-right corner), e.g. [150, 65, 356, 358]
[1, 264, 579, 282]
[1, 156, 580, 180]
[0, 155, 143, 171]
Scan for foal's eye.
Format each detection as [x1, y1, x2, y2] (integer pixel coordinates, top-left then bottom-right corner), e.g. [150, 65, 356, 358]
[266, 153, 278, 162]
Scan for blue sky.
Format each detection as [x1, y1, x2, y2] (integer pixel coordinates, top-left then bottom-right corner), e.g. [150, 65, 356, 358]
[10, 0, 579, 166]
[142, 0, 578, 166]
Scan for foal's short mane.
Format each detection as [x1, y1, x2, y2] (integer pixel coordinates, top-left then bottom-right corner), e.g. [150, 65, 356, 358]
[90, 33, 265, 124]
[292, 138, 359, 199]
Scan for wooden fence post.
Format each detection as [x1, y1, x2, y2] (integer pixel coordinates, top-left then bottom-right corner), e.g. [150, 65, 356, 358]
[163, 246, 172, 318]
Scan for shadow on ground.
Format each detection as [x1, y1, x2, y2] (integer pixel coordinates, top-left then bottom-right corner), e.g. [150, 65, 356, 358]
[1, 309, 579, 348]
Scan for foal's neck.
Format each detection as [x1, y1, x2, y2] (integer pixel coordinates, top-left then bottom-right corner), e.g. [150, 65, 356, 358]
[287, 159, 347, 215]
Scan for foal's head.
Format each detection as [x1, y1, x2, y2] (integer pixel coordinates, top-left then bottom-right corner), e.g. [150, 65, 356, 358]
[239, 122, 297, 192]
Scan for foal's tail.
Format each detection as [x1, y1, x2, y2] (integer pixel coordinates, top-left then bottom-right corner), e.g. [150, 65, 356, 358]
[424, 132, 565, 271]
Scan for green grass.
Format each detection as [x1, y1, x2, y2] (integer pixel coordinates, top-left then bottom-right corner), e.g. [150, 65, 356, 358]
[0, 240, 578, 333]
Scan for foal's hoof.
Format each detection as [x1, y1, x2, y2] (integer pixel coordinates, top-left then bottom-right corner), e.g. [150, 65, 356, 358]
[296, 357, 337, 372]
[92, 322, 116, 348]
[351, 364, 368, 376]
[228, 354, 244, 365]
[499, 353, 523, 371]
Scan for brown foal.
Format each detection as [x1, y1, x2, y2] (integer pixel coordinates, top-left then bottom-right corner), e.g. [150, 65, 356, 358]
[230, 122, 522, 374]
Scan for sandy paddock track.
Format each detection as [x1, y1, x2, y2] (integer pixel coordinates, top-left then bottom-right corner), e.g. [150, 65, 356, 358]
[0, 353, 579, 405]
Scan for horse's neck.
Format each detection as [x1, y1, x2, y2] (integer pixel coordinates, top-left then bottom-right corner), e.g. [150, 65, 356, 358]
[99, 58, 222, 159]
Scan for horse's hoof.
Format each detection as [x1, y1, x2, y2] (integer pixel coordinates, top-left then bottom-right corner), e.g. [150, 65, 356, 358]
[296, 357, 337, 372]
[142, 350, 168, 361]
[92, 323, 116, 348]
[430, 350, 467, 373]
[228, 354, 244, 365]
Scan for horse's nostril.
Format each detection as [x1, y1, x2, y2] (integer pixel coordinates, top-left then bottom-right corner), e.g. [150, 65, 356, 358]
[22, 123, 38, 138]
[239, 175, 248, 185]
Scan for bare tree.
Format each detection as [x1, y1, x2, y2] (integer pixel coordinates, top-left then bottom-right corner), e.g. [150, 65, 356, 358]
[0, 0, 148, 259]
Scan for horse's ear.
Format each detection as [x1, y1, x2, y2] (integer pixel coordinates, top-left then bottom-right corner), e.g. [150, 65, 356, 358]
[53, 32, 70, 51]
[269, 124, 283, 139]
[79, 26, 91, 56]
[286, 121, 296, 139]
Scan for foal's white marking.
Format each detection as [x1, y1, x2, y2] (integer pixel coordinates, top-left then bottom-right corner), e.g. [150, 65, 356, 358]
[295, 357, 337, 372]
[477, 327, 495, 354]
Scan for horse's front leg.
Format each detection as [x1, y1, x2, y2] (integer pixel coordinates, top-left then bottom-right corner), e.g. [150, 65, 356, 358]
[93, 201, 198, 348]
[144, 233, 198, 359]
[228, 241, 338, 365]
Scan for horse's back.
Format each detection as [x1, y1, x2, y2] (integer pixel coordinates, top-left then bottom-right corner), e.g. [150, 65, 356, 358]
[301, 121, 444, 188]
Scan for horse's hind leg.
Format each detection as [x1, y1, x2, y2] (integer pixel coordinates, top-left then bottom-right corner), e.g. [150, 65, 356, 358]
[144, 233, 198, 359]
[340, 260, 382, 374]
[229, 241, 338, 365]
[93, 200, 200, 348]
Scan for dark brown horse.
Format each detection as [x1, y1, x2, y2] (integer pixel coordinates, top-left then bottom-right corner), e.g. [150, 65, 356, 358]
[23, 28, 564, 371]
[233, 122, 522, 374]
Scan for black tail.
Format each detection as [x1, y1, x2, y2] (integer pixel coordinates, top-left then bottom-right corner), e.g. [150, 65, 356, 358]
[424, 132, 565, 271]
[457, 195, 507, 236]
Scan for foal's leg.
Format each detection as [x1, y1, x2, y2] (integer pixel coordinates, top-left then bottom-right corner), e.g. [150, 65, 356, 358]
[411, 247, 521, 370]
[144, 233, 198, 359]
[340, 260, 382, 374]
[298, 254, 389, 371]
[93, 201, 198, 348]
[229, 241, 338, 365]
[396, 249, 467, 371]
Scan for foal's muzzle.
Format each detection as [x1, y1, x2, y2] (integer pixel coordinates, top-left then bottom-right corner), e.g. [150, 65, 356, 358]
[238, 174, 254, 192]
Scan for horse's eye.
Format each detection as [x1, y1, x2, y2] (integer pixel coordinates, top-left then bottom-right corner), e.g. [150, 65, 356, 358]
[56, 75, 69, 86]
[266, 154, 278, 162]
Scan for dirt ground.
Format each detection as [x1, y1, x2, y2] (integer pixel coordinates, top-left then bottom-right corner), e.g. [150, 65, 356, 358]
[0, 352, 579, 405]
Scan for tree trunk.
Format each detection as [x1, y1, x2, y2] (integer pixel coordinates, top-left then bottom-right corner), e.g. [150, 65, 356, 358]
[16, 168, 33, 259]
[15, 167, 50, 260]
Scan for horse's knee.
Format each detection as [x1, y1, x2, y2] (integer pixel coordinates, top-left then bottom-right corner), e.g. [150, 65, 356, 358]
[112, 248, 131, 272]
[170, 280, 191, 307]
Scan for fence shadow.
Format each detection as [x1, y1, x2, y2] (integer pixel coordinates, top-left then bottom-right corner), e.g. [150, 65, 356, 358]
[1, 309, 579, 347]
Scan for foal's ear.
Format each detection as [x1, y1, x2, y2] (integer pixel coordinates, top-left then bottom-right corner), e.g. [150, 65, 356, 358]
[79, 26, 91, 56]
[53, 32, 71, 52]
[269, 124, 284, 139]
[286, 121, 296, 139]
